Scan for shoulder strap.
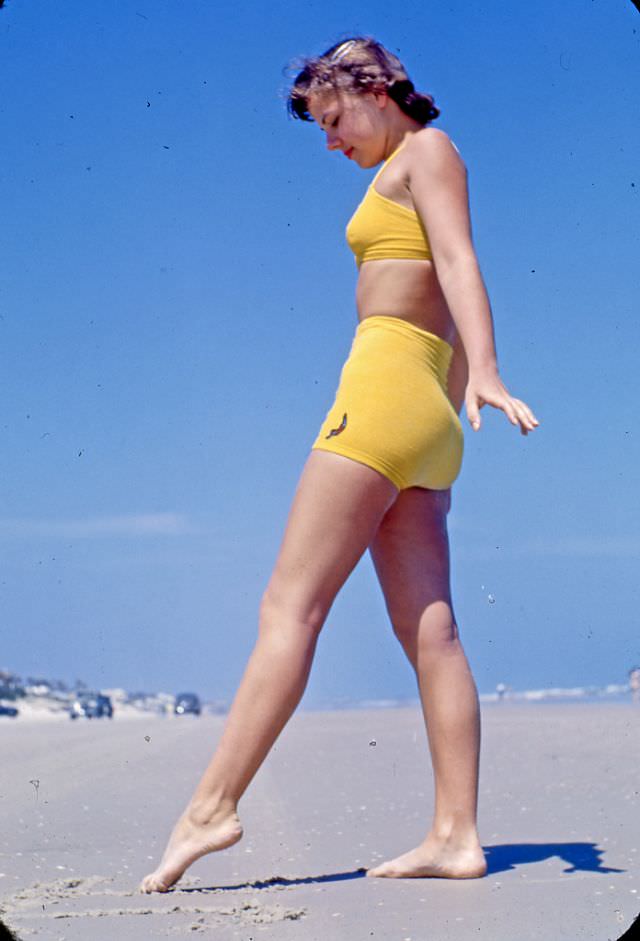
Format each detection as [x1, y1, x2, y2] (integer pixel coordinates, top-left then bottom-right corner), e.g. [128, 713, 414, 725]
[371, 141, 407, 185]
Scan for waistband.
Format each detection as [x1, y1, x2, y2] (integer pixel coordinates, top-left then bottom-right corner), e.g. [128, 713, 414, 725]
[354, 315, 453, 387]
[356, 315, 453, 352]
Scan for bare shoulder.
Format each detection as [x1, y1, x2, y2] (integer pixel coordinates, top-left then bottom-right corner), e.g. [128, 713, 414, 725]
[405, 127, 466, 172]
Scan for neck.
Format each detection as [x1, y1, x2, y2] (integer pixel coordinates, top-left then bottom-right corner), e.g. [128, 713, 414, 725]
[383, 119, 422, 160]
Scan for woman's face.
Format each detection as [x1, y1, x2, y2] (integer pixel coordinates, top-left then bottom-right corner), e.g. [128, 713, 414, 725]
[307, 89, 388, 168]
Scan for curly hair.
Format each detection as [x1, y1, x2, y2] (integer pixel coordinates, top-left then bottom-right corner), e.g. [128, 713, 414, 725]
[287, 37, 439, 127]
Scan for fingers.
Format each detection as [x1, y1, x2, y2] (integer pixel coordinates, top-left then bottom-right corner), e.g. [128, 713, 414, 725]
[465, 394, 482, 432]
[510, 397, 539, 434]
[501, 398, 520, 428]
[465, 389, 539, 435]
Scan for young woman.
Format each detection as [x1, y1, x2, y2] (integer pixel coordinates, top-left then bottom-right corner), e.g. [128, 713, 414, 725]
[141, 36, 538, 893]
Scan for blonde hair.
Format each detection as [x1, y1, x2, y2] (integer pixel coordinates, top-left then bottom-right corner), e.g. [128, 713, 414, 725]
[287, 37, 439, 126]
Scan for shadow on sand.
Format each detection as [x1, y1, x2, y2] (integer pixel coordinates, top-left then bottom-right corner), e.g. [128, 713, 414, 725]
[177, 841, 623, 893]
[180, 868, 368, 892]
[484, 842, 625, 875]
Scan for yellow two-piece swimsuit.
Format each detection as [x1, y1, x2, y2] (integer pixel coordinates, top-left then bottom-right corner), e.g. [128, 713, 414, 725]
[311, 144, 464, 491]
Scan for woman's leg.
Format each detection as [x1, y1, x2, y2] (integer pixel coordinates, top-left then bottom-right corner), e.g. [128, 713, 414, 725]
[141, 450, 397, 892]
[367, 487, 486, 878]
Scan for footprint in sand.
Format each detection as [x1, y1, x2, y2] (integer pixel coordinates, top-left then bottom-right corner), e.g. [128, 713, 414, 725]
[1, 875, 306, 934]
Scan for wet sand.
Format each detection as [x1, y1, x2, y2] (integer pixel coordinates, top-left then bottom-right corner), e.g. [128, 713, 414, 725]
[1, 703, 639, 939]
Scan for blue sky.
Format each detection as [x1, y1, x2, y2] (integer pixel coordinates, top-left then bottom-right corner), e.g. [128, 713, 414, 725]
[1, 0, 639, 706]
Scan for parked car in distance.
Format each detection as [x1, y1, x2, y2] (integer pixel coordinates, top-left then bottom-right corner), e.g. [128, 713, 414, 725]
[0, 704, 19, 718]
[70, 692, 114, 720]
[174, 692, 201, 716]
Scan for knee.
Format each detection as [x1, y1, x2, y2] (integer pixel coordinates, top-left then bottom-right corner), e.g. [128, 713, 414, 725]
[391, 602, 460, 659]
[259, 583, 327, 640]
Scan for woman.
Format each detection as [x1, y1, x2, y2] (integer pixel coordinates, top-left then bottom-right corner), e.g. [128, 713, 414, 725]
[141, 36, 538, 893]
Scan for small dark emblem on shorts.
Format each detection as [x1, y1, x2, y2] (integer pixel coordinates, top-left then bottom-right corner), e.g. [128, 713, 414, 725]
[325, 413, 348, 439]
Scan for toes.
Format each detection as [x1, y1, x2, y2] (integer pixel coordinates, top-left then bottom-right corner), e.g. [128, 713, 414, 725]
[140, 874, 169, 894]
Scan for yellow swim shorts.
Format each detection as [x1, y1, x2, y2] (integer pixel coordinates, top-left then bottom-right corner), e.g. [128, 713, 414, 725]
[312, 315, 463, 491]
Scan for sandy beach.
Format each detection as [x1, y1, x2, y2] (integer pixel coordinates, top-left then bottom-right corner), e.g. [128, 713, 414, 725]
[1, 703, 638, 940]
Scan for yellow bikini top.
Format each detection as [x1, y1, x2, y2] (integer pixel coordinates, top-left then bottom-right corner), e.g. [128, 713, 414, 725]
[346, 143, 432, 268]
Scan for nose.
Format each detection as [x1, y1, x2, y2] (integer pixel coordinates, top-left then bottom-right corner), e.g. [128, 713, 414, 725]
[326, 131, 342, 151]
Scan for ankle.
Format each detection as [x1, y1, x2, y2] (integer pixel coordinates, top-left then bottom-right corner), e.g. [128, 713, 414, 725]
[429, 821, 481, 848]
[187, 795, 238, 827]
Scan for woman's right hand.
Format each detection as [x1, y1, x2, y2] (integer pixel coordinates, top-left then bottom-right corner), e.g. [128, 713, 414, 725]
[465, 370, 539, 435]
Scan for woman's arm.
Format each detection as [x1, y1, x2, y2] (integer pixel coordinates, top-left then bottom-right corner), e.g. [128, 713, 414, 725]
[447, 331, 468, 415]
[407, 129, 538, 434]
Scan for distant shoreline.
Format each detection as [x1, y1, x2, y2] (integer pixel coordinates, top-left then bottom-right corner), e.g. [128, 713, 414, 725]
[1, 679, 635, 723]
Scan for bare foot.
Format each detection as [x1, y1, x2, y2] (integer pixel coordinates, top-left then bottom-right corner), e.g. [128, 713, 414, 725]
[140, 804, 243, 893]
[367, 834, 487, 880]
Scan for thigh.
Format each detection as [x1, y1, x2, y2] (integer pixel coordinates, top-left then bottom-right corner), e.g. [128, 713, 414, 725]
[370, 486, 453, 628]
[266, 450, 398, 625]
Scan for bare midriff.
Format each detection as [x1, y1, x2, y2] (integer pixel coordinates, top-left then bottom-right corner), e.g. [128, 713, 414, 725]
[355, 259, 467, 412]
[356, 258, 454, 342]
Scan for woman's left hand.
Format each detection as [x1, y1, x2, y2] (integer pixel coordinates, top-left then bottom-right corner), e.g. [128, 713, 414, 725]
[465, 371, 539, 435]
